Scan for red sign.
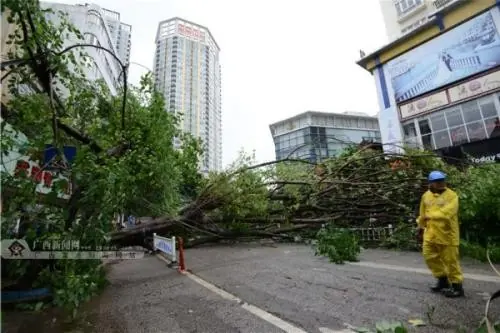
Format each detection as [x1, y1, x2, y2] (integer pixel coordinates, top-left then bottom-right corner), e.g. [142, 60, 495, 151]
[178, 24, 205, 41]
[14, 160, 70, 194]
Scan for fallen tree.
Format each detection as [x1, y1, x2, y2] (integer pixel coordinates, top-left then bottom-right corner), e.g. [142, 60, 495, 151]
[107, 147, 470, 249]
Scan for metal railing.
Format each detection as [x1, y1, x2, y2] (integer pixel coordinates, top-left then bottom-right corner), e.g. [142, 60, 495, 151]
[349, 225, 394, 242]
[433, 0, 458, 11]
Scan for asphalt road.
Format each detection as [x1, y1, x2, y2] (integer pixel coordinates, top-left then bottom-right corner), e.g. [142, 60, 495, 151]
[4, 244, 498, 333]
[182, 244, 499, 333]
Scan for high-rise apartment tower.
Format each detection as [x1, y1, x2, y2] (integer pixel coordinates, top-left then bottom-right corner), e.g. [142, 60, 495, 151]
[153, 18, 222, 174]
[41, 2, 132, 95]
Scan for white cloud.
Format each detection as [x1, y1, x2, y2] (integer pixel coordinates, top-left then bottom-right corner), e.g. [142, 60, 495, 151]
[44, 0, 388, 166]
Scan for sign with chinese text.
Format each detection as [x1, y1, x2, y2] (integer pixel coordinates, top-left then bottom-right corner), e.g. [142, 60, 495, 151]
[178, 24, 205, 41]
[153, 233, 177, 262]
[1, 121, 72, 199]
[1, 239, 144, 259]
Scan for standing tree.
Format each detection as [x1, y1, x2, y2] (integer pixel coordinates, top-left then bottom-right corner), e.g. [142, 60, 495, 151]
[1, 0, 202, 317]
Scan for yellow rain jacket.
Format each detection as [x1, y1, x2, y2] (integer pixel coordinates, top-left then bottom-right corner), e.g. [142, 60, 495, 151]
[417, 188, 460, 246]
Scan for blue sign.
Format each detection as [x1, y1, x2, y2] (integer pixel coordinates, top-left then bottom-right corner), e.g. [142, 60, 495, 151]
[43, 145, 77, 168]
[386, 7, 500, 103]
[157, 240, 173, 255]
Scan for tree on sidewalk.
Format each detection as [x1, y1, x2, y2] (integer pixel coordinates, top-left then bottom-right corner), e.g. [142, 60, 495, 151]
[1, 0, 201, 317]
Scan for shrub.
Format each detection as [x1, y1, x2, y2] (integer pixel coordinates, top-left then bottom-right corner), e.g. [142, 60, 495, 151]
[314, 226, 361, 264]
[456, 163, 500, 246]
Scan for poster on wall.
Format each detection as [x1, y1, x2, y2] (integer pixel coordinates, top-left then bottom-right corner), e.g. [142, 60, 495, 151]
[378, 107, 404, 154]
[386, 7, 500, 104]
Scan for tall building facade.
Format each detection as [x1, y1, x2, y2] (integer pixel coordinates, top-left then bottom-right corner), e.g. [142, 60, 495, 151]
[153, 18, 222, 174]
[358, 0, 500, 164]
[41, 2, 132, 95]
[379, 0, 466, 42]
[269, 111, 381, 162]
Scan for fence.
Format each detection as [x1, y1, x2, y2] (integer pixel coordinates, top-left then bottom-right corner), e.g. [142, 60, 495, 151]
[153, 233, 185, 272]
[348, 224, 394, 242]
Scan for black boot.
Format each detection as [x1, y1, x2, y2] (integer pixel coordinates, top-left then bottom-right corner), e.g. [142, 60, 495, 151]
[430, 276, 450, 293]
[443, 283, 464, 298]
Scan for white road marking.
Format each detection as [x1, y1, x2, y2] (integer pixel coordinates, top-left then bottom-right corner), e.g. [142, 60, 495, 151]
[156, 254, 310, 332]
[241, 303, 309, 333]
[185, 270, 241, 302]
[348, 262, 500, 283]
[155, 254, 496, 333]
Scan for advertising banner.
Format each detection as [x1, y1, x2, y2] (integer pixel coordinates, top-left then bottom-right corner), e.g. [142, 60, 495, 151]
[447, 69, 500, 102]
[399, 90, 449, 119]
[386, 7, 500, 104]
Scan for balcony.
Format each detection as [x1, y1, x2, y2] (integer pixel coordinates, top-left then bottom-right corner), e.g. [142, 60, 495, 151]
[428, 0, 466, 17]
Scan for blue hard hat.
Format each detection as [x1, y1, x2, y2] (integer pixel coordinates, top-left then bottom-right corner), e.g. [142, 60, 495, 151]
[428, 170, 446, 182]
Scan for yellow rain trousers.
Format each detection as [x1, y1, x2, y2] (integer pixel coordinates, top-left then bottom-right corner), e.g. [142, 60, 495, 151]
[417, 188, 463, 284]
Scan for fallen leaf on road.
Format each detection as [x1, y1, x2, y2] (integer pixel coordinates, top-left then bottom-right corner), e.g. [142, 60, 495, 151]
[408, 319, 425, 327]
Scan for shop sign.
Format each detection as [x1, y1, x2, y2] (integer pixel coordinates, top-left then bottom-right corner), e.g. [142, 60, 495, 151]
[463, 136, 500, 164]
[399, 90, 449, 120]
[448, 70, 500, 103]
[469, 153, 500, 164]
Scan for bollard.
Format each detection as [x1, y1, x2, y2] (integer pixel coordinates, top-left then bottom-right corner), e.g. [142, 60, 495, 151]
[178, 237, 186, 273]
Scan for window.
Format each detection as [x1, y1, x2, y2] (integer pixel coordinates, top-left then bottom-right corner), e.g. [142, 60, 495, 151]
[484, 117, 500, 138]
[449, 126, 468, 145]
[394, 0, 423, 17]
[419, 119, 431, 135]
[466, 121, 487, 142]
[479, 101, 497, 119]
[421, 134, 433, 150]
[433, 130, 451, 149]
[462, 100, 482, 123]
[430, 112, 447, 132]
[403, 122, 417, 138]
[445, 108, 464, 128]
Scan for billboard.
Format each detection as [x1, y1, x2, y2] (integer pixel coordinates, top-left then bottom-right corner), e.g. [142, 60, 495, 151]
[386, 7, 500, 104]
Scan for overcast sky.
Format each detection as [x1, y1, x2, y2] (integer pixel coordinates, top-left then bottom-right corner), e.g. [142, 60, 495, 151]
[48, 0, 388, 167]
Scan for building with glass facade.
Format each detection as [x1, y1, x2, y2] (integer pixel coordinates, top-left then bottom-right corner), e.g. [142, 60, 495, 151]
[153, 18, 222, 174]
[269, 111, 381, 162]
[357, 0, 500, 164]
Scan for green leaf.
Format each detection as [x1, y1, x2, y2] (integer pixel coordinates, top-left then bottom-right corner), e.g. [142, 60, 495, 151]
[34, 301, 44, 312]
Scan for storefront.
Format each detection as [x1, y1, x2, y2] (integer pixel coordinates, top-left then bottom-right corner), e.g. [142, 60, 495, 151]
[357, 1, 500, 163]
[399, 71, 500, 162]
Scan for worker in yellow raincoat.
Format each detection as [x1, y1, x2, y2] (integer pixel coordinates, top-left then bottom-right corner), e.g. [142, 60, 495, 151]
[416, 170, 464, 298]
